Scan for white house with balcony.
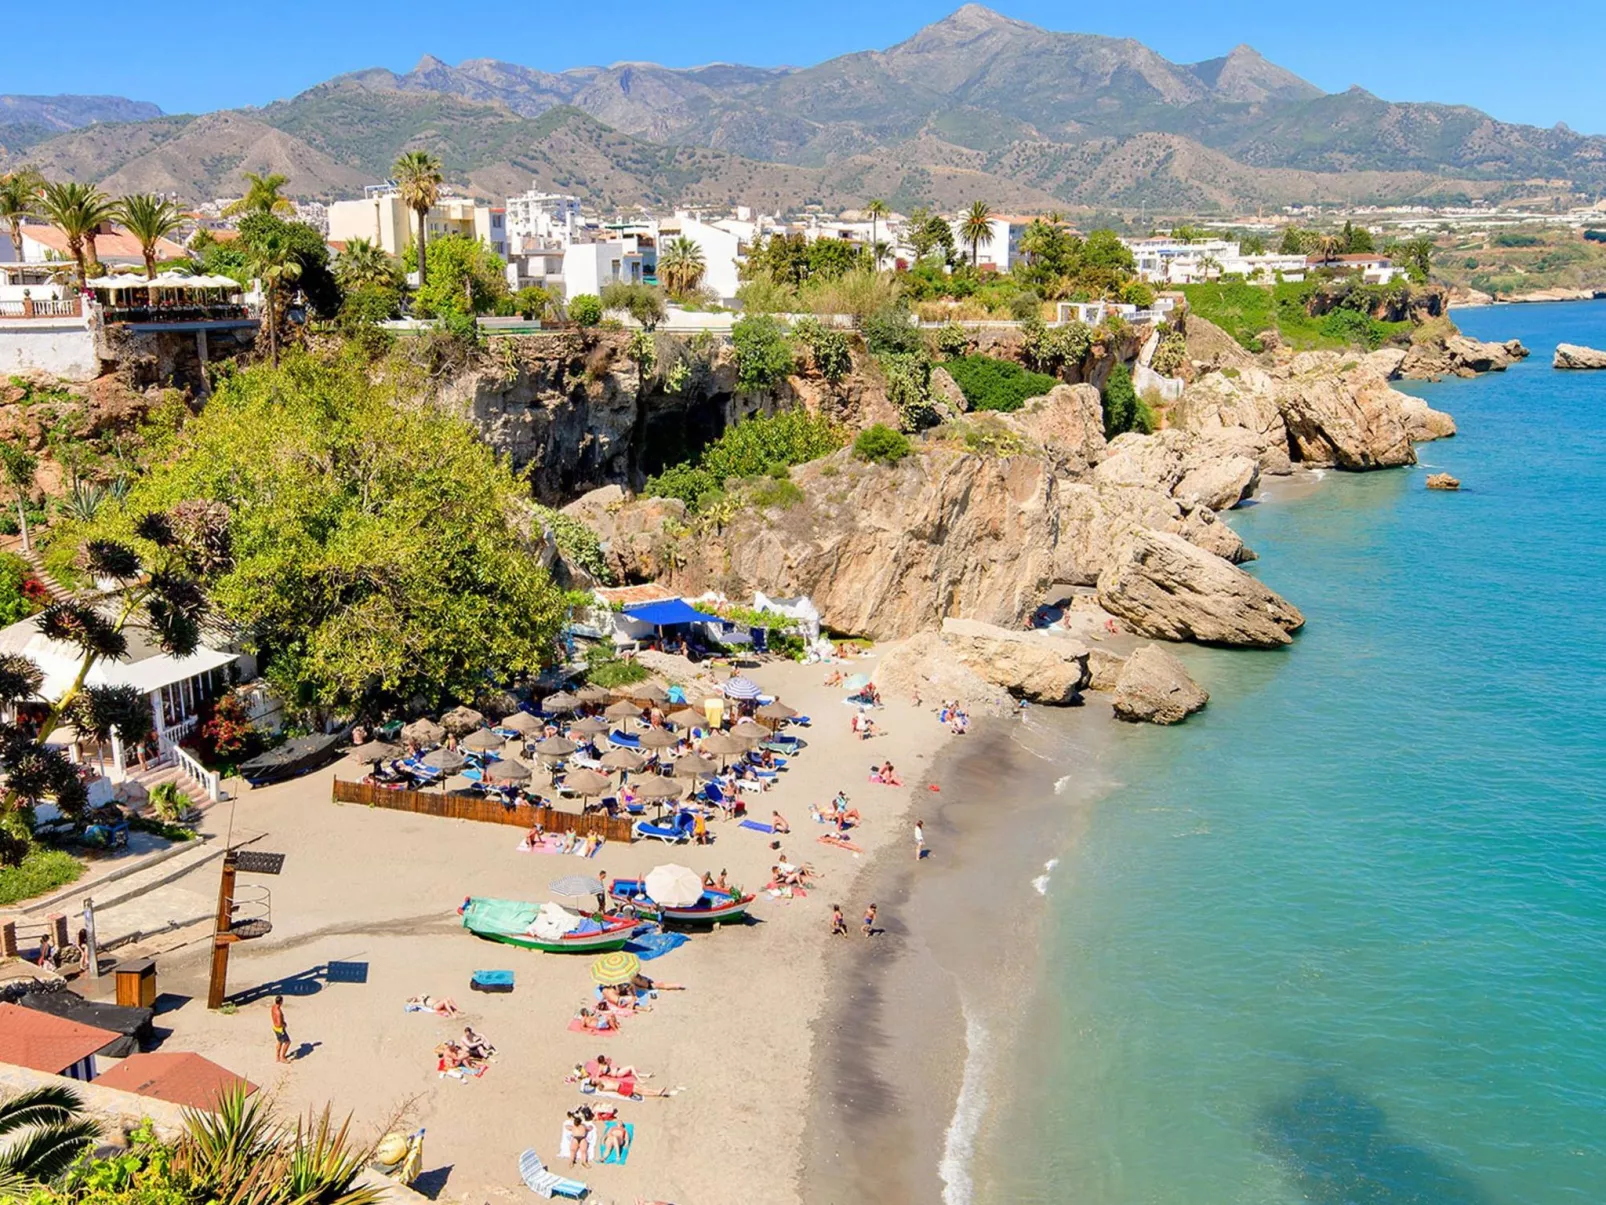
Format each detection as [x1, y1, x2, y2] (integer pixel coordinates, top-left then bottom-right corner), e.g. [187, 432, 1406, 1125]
[947, 215, 1031, 271]
[561, 234, 658, 300]
[0, 604, 256, 799]
[505, 190, 585, 253]
[658, 217, 743, 302]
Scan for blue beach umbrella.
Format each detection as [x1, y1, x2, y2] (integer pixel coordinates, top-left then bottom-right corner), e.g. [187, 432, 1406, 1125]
[723, 676, 762, 700]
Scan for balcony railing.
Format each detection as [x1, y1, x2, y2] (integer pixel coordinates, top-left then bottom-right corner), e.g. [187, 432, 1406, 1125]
[0, 296, 82, 319]
[101, 302, 251, 325]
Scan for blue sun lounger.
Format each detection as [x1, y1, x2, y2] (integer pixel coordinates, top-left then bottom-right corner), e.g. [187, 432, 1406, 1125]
[608, 729, 642, 749]
[634, 811, 695, 843]
[518, 1149, 586, 1199]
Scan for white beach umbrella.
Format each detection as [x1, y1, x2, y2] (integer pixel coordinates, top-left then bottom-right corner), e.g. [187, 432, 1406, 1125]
[645, 864, 704, 908]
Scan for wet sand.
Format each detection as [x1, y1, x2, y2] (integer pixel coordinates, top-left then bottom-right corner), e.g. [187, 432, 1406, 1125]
[800, 700, 1118, 1204]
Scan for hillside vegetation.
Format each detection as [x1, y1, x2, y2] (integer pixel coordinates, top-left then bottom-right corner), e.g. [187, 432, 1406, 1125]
[1179, 280, 1413, 351]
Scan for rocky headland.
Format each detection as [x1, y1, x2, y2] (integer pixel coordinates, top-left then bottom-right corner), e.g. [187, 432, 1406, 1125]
[1553, 343, 1606, 370]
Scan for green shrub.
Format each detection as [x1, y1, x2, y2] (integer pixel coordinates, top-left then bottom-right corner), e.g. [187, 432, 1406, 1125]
[569, 294, 603, 327]
[854, 424, 911, 465]
[601, 281, 667, 329]
[1007, 290, 1041, 321]
[943, 355, 1058, 413]
[0, 846, 81, 906]
[934, 322, 971, 358]
[861, 304, 923, 356]
[731, 314, 795, 392]
[533, 505, 613, 584]
[879, 352, 936, 430]
[0, 551, 41, 627]
[793, 318, 852, 384]
[587, 656, 650, 688]
[645, 409, 844, 512]
[750, 476, 804, 508]
[1019, 316, 1091, 374]
[1101, 363, 1154, 437]
[1151, 330, 1187, 377]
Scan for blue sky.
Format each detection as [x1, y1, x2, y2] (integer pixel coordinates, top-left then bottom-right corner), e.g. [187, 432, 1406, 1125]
[10, 0, 1603, 134]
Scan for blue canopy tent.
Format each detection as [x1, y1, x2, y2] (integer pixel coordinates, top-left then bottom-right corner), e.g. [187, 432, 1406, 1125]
[623, 599, 719, 627]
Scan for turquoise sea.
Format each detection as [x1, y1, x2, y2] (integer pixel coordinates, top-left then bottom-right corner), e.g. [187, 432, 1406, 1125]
[983, 302, 1606, 1204]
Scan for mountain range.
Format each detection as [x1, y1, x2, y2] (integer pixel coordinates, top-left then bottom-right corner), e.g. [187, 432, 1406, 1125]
[5, 5, 1604, 214]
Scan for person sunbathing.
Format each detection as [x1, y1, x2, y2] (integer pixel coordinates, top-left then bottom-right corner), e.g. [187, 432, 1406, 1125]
[570, 1065, 681, 1098]
[600, 984, 649, 1012]
[565, 1113, 593, 1167]
[588, 1055, 646, 1079]
[463, 1027, 495, 1059]
[574, 1006, 619, 1033]
[831, 794, 861, 824]
[876, 761, 903, 786]
[631, 972, 684, 993]
[407, 995, 461, 1017]
[598, 1122, 630, 1162]
[771, 810, 791, 834]
[809, 802, 827, 824]
[824, 669, 844, 687]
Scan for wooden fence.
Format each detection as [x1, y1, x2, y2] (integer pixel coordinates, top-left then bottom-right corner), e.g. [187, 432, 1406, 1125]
[331, 779, 635, 843]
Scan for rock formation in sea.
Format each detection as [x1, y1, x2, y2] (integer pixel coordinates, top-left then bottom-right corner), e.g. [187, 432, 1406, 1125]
[1426, 473, 1461, 491]
[1553, 343, 1606, 370]
[1110, 644, 1210, 724]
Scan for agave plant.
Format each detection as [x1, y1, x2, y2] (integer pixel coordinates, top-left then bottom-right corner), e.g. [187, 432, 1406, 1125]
[0, 1084, 101, 1189]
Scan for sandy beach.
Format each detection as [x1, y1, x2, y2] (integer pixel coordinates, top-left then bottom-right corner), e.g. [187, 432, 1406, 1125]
[112, 653, 953, 1205]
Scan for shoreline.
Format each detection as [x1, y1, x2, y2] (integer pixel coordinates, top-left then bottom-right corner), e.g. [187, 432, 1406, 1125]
[800, 700, 1119, 1204]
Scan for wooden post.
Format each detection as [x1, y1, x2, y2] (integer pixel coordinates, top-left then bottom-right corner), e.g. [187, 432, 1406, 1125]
[206, 851, 238, 1009]
[82, 898, 100, 981]
[1, 920, 16, 958]
[49, 914, 69, 948]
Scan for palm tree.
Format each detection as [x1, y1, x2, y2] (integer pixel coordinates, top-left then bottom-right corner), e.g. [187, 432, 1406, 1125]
[0, 1084, 100, 1188]
[0, 443, 38, 553]
[866, 199, 889, 269]
[961, 200, 993, 269]
[1315, 234, 1343, 265]
[115, 193, 185, 279]
[0, 168, 44, 263]
[223, 172, 294, 219]
[333, 237, 397, 291]
[392, 151, 443, 286]
[38, 181, 115, 287]
[658, 236, 706, 297]
[251, 232, 302, 368]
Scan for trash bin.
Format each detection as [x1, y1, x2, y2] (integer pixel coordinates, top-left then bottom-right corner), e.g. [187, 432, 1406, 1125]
[115, 957, 157, 1009]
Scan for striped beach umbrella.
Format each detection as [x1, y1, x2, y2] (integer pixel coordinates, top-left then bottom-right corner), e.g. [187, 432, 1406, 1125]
[590, 951, 641, 986]
[722, 676, 762, 700]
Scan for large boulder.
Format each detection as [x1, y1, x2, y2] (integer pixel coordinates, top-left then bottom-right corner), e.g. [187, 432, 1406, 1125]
[1554, 343, 1606, 370]
[1179, 507, 1255, 564]
[1097, 528, 1305, 648]
[1111, 644, 1209, 724]
[1397, 396, 1457, 443]
[1004, 384, 1105, 470]
[928, 366, 970, 419]
[1095, 430, 1260, 511]
[1169, 367, 1292, 476]
[1400, 332, 1529, 379]
[563, 485, 687, 583]
[938, 617, 1091, 703]
[1275, 355, 1415, 469]
[873, 631, 1013, 715]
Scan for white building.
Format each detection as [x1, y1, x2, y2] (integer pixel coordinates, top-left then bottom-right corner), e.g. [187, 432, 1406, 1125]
[0, 223, 187, 268]
[505, 190, 585, 253]
[1125, 237, 1309, 284]
[561, 233, 658, 300]
[659, 217, 743, 302]
[948, 215, 1031, 271]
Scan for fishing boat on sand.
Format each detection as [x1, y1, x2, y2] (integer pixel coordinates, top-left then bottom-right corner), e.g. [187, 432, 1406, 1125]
[461, 897, 639, 953]
[608, 876, 756, 925]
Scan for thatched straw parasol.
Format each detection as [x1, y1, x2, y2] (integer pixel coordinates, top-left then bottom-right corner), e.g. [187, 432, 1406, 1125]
[402, 718, 445, 746]
[756, 701, 798, 723]
[633, 683, 670, 704]
[639, 728, 680, 750]
[631, 776, 685, 801]
[563, 768, 614, 797]
[532, 736, 578, 759]
[671, 752, 716, 779]
[576, 685, 612, 705]
[604, 699, 643, 720]
[422, 747, 467, 775]
[500, 711, 543, 735]
[731, 719, 770, 743]
[568, 716, 610, 736]
[440, 705, 485, 736]
[666, 708, 704, 729]
[459, 728, 505, 752]
[541, 691, 580, 713]
[484, 757, 532, 785]
[601, 748, 646, 773]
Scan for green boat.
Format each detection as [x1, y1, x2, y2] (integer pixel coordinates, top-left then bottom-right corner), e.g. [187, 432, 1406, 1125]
[460, 897, 640, 953]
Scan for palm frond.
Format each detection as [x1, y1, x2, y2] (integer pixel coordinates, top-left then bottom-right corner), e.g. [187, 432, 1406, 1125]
[0, 1117, 101, 1183]
[0, 1085, 83, 1137]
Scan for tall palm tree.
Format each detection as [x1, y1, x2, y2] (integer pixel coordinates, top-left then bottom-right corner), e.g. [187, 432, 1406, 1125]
[115, 193, 185, 279]
[961, 200, 993, 269]
[251, 232, 302, 368]
[37, 181, 115, 287]
[866, 199, 889, 269]
[0, 168, 45, 263]
[333, 237, 397, 291]
[657, 236, 705, 297]
[223, 172, 294, 218]
[0, 1084, 100, 1188]
[1315, 234, 1343, 265]
[392, 151, 443, 286]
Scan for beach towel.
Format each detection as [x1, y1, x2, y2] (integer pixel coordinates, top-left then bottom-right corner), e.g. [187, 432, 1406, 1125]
[739, 819, 774, 834]
[625, 931, 689, 961]
[556, 1121, 599, 1164]
[578, 1084, 642, 1102]
[819, 834, 864, 853]
[600, 1121, 634, 1165]
[471, 970, 515, 993]
[567, 1017, 621, 1037]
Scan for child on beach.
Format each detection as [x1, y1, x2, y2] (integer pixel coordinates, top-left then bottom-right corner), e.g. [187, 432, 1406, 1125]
[914, 818, 925, 861]
[862, 903, 877, 937]
[831, 904, 848, 936]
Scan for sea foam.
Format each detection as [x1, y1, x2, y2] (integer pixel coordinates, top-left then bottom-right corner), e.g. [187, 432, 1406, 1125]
[938, 1004, 991, 1205]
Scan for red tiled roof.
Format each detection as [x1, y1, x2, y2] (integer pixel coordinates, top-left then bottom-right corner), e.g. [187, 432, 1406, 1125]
[23, 225, 187, 261]
[93, 1051, 257, 1110]
[1307, 253, 1392, 265]
[0, 1002, 120, 1073]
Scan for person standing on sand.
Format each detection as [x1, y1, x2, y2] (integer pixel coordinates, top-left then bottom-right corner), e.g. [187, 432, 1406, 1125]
[862, 903, 877, 937]
[830, 904, 848, 936]
[270, 996, 290, 1063]
[914, 818, 925, 861]
[595, 870, 608, 915]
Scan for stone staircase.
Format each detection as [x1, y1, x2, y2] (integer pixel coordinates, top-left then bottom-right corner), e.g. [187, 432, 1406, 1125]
[126, 753, 216, 815]
[17, 545, 79, 605]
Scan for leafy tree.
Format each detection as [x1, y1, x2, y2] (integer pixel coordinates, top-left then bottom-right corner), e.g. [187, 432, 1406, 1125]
[853, 423, 911, 465]
[0, 1084, 99, 1185]
[731, 314, 794, 393]
[804, 237, 859, 281]
[906, 208, 955, 265]
[1279, 227, 1311, 255]
[339, 284, 402, 332]
[866, 199, 889, 269]
[38, 181, 115, 286]
[333, 237, 401, 292]
[412, 233, 508, 319]
[658, 236, 706, 296]
[600, 281, 666, 329]
[0, 443, 38, 553]
[234, 214, 341, 318]
[961, 201, 993, 269]
[943, 355, 1057, 413]
[1120, 282, 1156, 309]
[0, 167, 44, 263]
[114, 194, 184, 280]
[1341, 220, 1376, 254]
[511, 285, 550, 320]
[250, 233, 302, 368]
[1079, 229, 1136, 274]
[1167, 224, 1209, 243]
[223, 171, 294, 218]
[750, 232, 810, 285]
[1101, 362, 1153, 437]
[392, 150, 444, 285]
[88, 348, 567, 718]
[1314, 234, 1343, 264]
[569, 294, 603, 326]
[1392, 236, 1434, 283]
[1240, 232, 1268, 255]
[879, 352, 935, 430]
[645, 409, 843, 511]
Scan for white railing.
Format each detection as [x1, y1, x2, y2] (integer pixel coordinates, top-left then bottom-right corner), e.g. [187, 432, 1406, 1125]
[156, 718, 221, 803]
